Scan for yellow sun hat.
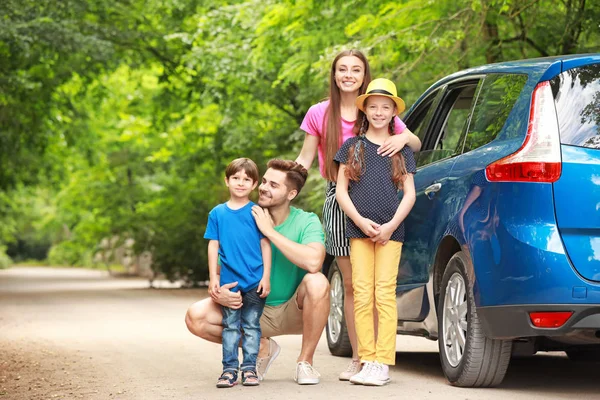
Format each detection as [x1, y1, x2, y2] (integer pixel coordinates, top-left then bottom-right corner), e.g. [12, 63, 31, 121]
[356, 78, 405, 115]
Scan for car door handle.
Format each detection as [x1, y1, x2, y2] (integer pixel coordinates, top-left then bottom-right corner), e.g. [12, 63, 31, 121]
[424, 183, 442, 198]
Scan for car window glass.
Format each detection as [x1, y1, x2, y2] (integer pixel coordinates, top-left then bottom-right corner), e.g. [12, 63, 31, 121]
[405, 90, 440, 141]
[462, 74, 528, 153]
[551, 63, 600, 149]
[417, 83, 478, 167]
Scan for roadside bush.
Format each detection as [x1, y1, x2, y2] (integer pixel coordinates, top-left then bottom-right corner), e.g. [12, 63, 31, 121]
[48, 241, 89, 266]
[0, 245, 13, 269]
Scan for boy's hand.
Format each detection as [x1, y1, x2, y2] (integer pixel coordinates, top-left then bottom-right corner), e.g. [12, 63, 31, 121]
[208, 279, 220, 299]
[357, 217, 380, 237]
[372, 222, 394, 245]
[257, 278, 271, 298]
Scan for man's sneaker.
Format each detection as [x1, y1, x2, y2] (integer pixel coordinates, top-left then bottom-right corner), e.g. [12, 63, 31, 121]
[363, 361, 390, 386]
[294, 361, 321, 385]
[349, 361, 374, 385]
[339, 359, 361, 381]
[256, 338, 281, 381]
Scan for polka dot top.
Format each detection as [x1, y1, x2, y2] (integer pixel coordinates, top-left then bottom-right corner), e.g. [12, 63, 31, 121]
[334, 136, 417, 243]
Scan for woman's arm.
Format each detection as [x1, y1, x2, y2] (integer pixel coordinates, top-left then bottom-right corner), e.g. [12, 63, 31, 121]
[295, 134, 320, 170]
[405, 129, 422, 152]
[378, 128, 422, 156]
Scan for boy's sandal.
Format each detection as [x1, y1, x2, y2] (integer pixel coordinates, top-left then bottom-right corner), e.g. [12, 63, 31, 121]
[216, 371, 238, 388]
[242, 369, 260, 386]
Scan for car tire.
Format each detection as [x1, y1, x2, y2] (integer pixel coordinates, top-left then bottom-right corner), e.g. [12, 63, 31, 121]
[566, 348, 600, 362]
[326, 260, 352, 357]
[438, 251, 512, 387]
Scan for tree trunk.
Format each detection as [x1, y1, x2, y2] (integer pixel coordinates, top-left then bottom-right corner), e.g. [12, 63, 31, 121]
[483, 13, 501, 63]
[562, 0, 586, 54]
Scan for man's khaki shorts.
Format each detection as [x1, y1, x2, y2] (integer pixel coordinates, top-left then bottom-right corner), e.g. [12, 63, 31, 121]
[259, 285, 303, 337]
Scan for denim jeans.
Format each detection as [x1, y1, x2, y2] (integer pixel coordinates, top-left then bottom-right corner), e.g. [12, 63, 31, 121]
[221, 287, 266, 372]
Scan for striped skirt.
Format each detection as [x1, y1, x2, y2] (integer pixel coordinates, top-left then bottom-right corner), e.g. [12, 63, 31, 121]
[323, 182, 351, 257]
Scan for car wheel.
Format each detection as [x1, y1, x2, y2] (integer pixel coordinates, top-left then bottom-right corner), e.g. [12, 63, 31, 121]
[438, 251, 512, 387]
[566, 348, 600, 362]
[326, 260, 352, 357]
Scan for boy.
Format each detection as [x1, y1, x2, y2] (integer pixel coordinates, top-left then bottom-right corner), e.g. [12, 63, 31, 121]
[204, 158, 271, 388]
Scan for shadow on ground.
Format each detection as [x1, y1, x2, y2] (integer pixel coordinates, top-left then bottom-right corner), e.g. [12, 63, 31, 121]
[391, 351, 598, 395]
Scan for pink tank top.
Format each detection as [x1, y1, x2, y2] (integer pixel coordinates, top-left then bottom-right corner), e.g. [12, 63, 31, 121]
[299, 100, 407, 178]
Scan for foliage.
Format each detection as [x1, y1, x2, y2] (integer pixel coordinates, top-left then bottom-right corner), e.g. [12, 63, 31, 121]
[1, 0, 599, 281]
[0, 246, 12, 269]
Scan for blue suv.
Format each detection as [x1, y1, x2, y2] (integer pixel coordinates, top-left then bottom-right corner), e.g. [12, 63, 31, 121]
[325, 54, 600, 387]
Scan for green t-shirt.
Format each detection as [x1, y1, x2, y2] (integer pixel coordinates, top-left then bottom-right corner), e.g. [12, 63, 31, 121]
[266, 206, 325, 306]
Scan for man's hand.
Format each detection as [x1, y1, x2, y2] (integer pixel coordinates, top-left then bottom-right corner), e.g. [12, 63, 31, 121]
[211, 281, 242, 309]
[257, 277, 271, 299]
[252, 205, 275, 237]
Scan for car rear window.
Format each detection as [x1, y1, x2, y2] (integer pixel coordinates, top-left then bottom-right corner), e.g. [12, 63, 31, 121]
[551, 63, 600, 149]
[462, 74, 528, 153]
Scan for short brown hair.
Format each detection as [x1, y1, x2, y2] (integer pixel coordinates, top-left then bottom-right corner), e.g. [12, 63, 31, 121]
[267, 159, 308, 194]
[225, 158, 259, 182]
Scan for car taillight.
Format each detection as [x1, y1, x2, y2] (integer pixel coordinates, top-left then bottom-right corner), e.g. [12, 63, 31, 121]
[529, 311, 573, 328]
[486, 81, 562, 183]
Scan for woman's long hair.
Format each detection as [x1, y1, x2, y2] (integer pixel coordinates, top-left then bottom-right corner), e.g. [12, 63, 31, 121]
[323, 49, 371, 182]
[346, 114, 408, 190]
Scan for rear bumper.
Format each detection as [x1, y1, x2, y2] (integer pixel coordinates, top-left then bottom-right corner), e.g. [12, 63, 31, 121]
[478, 304, 600, 339]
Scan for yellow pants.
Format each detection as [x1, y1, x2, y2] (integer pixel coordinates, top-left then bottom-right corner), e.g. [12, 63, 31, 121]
[350, 238, 402, 365]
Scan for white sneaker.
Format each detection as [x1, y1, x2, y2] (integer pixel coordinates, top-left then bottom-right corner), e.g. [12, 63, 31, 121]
[349, 361, 374, 385]
[339, 359, 361, 381]
[363, 361, 390, 386]
[294, 361, 321, 385]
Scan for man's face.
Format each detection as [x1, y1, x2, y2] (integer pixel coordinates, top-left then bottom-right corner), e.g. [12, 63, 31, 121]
[258, 168, 296, 208]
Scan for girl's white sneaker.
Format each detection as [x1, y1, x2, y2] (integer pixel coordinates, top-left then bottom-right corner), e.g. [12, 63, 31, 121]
[363, 361, 390, 386]
[349, 361, 374, 385]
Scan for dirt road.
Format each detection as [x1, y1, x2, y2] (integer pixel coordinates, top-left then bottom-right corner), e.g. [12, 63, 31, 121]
[0, 267, 597, 399]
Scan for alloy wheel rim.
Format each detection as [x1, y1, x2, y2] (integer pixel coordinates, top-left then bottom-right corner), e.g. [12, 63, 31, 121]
[442, 272, 468, 367]
[327, 269, 344, 344]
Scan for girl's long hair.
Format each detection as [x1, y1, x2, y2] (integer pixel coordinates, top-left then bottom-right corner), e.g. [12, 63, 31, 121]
[323, 49, 371, 182]
[346, 114, 409, 190]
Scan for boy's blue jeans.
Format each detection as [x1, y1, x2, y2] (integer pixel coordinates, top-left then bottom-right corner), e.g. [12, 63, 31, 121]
[221, 287, 266, 372]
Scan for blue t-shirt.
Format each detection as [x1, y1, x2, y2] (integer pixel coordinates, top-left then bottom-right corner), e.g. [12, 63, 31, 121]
[204, 202, 264, 293]
[334, 136, 417, 243]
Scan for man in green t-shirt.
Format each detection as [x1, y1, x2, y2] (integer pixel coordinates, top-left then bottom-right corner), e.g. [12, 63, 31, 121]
[185, 159, 329, 385]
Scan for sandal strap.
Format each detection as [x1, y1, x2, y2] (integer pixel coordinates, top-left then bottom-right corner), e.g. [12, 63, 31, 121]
[241, 369, 258, 382]
[218, 370, 238, 382]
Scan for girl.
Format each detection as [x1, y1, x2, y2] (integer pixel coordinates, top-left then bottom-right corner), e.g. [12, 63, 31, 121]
[334, 78, 417, 386]
[295, 50, 421, 380]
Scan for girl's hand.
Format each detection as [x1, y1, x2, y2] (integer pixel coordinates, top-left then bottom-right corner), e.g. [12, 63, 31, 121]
[257, 278, 271, 298]
[378, 134, 409, 157]
[372, 222, 395, 245]
[357, 218, 380, 237]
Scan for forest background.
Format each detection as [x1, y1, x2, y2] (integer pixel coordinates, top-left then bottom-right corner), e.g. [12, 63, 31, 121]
[1, 0, 598, 283]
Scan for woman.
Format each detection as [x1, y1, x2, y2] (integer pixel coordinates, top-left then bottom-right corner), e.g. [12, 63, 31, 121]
[295, 50, 421, 380]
